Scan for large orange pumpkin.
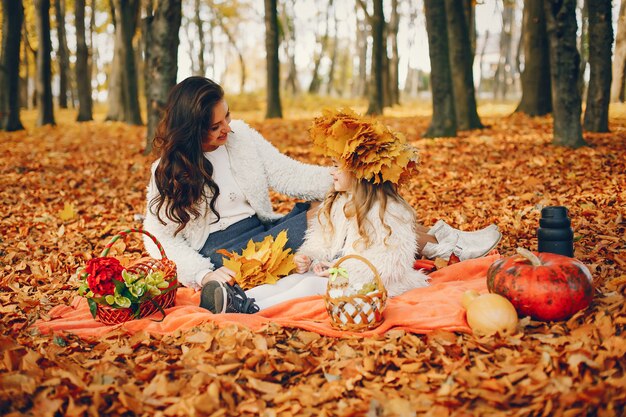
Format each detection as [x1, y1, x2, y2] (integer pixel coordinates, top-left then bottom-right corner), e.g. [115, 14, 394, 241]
[487, 248, 593, 321]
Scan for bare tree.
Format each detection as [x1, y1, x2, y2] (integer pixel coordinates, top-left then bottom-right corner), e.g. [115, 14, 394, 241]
[1, 0, 25, 131]
[516, 0, 552, 116]
[282, 0, 300, 95]
[194, 0, 206, 76]
[493, 0, 516, 100]
[445, 0, 482, 130]
[610, 0, 626, 102]
[584, 0, 612, 132]
[309, 0, 333, 94]
[357, 0, 385, 115]
[544, 0, 586, 147]
[387, 0, 400, 105]
[424, 0, 456, 137]
[264, 0, 282, 118]
[107, 0, 142, 125]
[143, 0, 182, 154]
[353, 11, 368, 97]
[75, 0, 93, 121]
[54, 0, 70, 108]
[35, 0, 55, 126]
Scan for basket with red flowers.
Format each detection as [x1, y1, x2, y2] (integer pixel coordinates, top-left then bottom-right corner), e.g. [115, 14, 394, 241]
[77, 228, 178, 325]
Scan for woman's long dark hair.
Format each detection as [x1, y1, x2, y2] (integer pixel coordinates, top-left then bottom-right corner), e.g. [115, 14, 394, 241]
[150, 76, 224, 235]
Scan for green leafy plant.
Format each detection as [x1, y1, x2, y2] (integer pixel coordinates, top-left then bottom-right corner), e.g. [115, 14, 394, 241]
[77, 257, 177, 319]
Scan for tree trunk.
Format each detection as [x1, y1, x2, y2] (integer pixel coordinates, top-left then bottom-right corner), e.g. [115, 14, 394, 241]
[264, 0, 282, 118]
[445, 0, 482, 130]
[90, 0, 99, 104]
[388, 0, 400, 105]
[494, 1, 515, 100]
[1, 0, 25, 131]
[0, 5, 5, 125]
[578, 0, 588, 98]
[516, 0, 552, 116]
[106, 0, 123, 120]
[194, 0, 205, 76]
[423, 0, 456, 138]
[353, 12, 368, 97]
[366, 0, 384, 115]
[584, 0, 612, 132]
[610, 0, 626, 102]
[107, 0, 142, 125]
[381, 33, 391, 108]
[217, 20, 246, 93]
[544, 0, 586, 147]
[75, 0, 93, 121]
[308, 0, 332, 94]
[54, 0, 70, 108]
[21, 24, 32, 109]
[143, 0, 181, 154]
[116, 0, 142, 125]
[282, 1, 300, 96]
[463, 0, 476, 62]
[35, 0, 55, 126]
[324, 7, 339, 95]
[478, 27, 491, 92]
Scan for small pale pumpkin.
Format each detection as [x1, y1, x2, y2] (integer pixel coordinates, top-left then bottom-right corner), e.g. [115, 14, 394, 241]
[462, 290, 518, 336]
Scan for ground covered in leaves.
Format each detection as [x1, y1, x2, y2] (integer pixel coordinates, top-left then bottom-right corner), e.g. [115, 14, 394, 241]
[1, 103, 625, 416]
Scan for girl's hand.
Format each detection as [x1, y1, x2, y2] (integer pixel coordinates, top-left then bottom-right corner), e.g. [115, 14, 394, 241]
[313, 261, 332, 277]
[294, 254, 312, 273]
[201, 267, 235, 286]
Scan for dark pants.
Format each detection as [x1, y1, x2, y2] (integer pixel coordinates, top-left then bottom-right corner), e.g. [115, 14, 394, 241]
[199, 202, 311, 268]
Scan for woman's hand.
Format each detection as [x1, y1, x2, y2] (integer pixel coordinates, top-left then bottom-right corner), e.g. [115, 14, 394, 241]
[313, 261, 332, 277]
[293, 254, 312, 274]
[201, 267, 236, 286]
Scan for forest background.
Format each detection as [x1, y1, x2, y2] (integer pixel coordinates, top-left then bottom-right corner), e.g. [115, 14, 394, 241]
[0, 0, 625, 416]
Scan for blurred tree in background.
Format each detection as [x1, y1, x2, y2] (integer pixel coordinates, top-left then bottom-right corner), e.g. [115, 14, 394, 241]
[0, 0, 620, 147]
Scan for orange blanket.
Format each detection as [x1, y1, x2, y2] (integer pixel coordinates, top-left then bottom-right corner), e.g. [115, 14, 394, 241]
[35, 255, 498, 339]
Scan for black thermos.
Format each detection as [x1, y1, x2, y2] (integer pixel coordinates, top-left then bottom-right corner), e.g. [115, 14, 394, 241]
[537, 206, 574, 257]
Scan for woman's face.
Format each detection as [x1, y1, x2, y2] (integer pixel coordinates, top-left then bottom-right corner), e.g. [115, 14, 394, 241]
[331, 163, 354, 192]
[202, 99, 231, 152]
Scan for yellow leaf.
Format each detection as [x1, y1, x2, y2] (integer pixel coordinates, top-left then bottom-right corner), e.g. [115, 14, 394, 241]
[58, 202, 77, 222]
[218, 230, 297, 290]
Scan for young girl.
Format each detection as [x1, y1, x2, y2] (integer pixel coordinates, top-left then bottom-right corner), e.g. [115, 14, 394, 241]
[238, 109, 430, 310]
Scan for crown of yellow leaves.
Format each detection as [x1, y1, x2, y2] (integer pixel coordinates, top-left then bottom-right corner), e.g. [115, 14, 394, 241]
[309, 108, 418, 185]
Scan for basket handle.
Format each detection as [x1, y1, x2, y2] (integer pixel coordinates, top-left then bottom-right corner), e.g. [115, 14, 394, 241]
[100, 228, 168, 259]
[332, 254, 384, 289]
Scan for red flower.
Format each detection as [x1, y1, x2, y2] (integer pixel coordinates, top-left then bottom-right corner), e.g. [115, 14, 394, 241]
[85, 257, 124, 296]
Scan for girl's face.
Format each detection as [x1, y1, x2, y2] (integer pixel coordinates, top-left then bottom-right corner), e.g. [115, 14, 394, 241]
[331, 163, 355, 192]
[202, 99, 231, 152]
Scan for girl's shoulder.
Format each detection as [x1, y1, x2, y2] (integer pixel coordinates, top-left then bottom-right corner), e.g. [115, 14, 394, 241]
[371, 197, 415, 222]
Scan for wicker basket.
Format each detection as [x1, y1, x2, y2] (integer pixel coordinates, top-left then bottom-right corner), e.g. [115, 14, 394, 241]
[91, 228, 178, 325]
[324, 254, 388, 332]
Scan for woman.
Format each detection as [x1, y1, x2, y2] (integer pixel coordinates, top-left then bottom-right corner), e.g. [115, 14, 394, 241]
[143, 76, 332, 312]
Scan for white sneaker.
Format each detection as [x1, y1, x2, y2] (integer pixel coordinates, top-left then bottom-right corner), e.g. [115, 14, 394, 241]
[453, 227, 502, 261]
[420, 220, 501, 261]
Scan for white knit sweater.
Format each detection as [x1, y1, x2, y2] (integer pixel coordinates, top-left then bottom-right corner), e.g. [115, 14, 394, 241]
[143, 119, 333, 289]
[297, 194, 429, 297]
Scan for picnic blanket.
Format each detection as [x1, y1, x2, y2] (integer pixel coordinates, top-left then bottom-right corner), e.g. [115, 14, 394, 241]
[34, 254, 499, 339]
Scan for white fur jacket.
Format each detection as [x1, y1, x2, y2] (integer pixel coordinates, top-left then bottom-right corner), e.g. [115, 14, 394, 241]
[143, 119, 332, 289]
[297, 194, 429, 297]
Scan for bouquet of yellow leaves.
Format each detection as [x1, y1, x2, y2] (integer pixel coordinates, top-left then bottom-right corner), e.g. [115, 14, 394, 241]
[216, 230, 296, 290]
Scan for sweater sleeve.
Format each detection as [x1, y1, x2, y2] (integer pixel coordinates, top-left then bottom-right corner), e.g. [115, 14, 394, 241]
[296, 214, 335, 263]
[251, 128, 333, 200]
[340, 203, 429, 297]
[142, 173, 214, 290]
